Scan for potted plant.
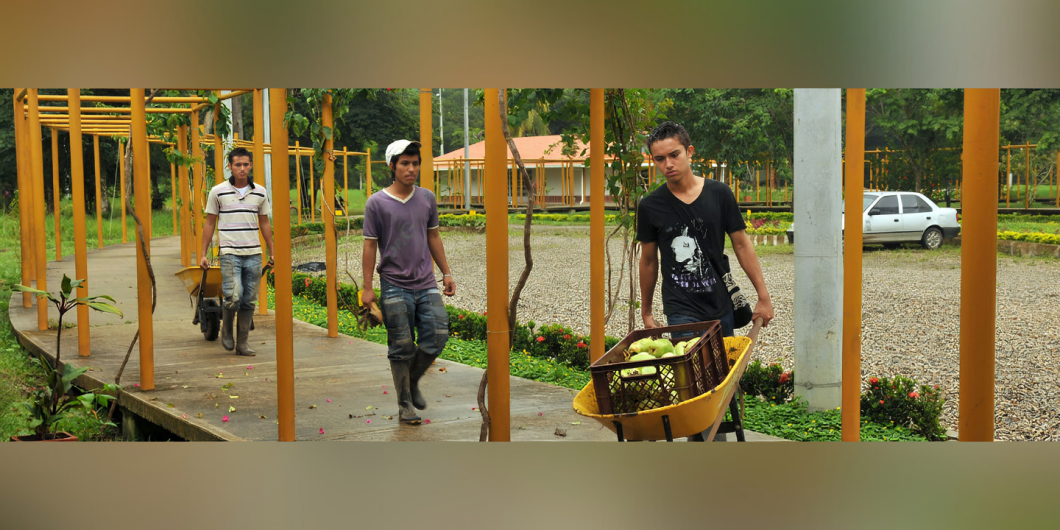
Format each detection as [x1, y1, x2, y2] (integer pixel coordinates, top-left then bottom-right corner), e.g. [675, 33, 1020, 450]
[12, 275, 123, 441]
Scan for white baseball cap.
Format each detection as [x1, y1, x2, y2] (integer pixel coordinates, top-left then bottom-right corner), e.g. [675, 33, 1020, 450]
[385, 139, 422, 166]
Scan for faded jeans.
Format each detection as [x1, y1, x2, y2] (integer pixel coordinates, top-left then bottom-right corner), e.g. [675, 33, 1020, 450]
[219, 253, 262, 311]
[667, 310, 735, 340]
[379, 277, 449, 363]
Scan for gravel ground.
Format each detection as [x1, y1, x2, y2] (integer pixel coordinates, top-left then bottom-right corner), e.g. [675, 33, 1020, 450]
[294, 226, 1060, 441]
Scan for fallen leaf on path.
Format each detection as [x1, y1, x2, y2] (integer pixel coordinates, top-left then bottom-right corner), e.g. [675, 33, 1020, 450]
[197, 413, 203, 418]
[383, 391, 388, 394]
[554, 429, 567, 437]
[182, 414, 188, 419]
[150, 397, 159, 401]
[309, 404, 317, 409]
[570, 421, 582, 425]
[167, 403, 174, 408]
[182, 385, 189, 389]
[366, 420, 371, 424]
[215, 403, 219, 408]
[228, 406, 236, 413]
[229, 396, 239, 399]
[349, 414, 354, 419]
[259, 415, 267, 419]
[319, 428, 325, 434]
[222, 416, 229, 422]
[438, 367, 447, 373]
[366, 406, 373, 410]
[424, 419, 431, 424]
[326, 399, 331, 403]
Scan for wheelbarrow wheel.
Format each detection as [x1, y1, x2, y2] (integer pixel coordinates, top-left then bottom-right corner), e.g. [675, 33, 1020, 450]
[202, 299, 221, 341]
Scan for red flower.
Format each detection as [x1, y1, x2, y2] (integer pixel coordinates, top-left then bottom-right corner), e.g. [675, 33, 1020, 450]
[576, 342, 587, 349]
[304, 278, 311, 288]
[779, 373, 790, 384]
[909, 392, 919, 399]
[564, 334, 571, 340]
[458, 314, 465, 319]
[934, 385, 939, 390]
[869, 377, 879, 385]
[879, 400, 885, 405]
[536, 336, 545, 343]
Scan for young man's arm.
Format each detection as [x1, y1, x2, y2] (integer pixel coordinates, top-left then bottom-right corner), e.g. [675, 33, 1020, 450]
[361, 238, 378, 307]
[427, 229, 456, 296]
[728, 229, 774, 327]
[258, 214, 275, 266]
[639, 241, 660, 328]
[200, 213, 217, 269]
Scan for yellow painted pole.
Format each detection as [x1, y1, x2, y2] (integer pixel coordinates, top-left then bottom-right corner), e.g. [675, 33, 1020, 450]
[269, 89, 296, 442]
[420, 88, 434, 193]
[191, 112, 204, 262]
[28, 90, 50, 330]
[1024, 147, 1031, 210]
[295, 141, 303, 224]
[93, 135, 103, 249]
[343, 147, 348, 210]
[170, 162, 178, 236]
[68, 89, 91, 357]
[1005, 148, 1011, 208]
[842, 89, 865, 441]
[120, 139, 127, 243]
[484, 88, 510, 441]
[959, 89, 999, 442]
[253, 90, 268, 316]
[51, 128, 62, 262]
[214, 101, 225, 184]
[589, 89, 605, 364]
[145, 138, 153, 242]
[366, 148, 372, 198]
[14, 90, 35, 308]
[322, 93, 338, 337]
[178, 125, 190, 266]
[130, 89, 155, 390]
[309, 152, 316, 223]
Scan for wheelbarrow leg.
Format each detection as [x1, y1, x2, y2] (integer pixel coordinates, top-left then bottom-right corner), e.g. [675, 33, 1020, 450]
[728, 392, 746, 442]
[612, 421, 625, 442]
[662, 415, 674, 442]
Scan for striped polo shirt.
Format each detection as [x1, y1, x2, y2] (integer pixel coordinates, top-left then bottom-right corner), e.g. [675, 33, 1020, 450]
[205, 180, 272, 256]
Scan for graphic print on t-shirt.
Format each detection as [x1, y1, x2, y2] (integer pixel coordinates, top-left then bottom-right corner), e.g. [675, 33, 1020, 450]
[663, 221, 716, 294]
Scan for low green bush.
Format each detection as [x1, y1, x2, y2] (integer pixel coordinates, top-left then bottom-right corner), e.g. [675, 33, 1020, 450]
[861, 375, 947, 441]
[740, 360, 794, 404]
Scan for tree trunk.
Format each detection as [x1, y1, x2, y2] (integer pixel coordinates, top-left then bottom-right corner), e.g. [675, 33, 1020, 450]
[232, 96, 244, 141]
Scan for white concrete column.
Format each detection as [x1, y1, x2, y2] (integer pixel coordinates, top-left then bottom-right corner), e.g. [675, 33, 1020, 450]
[262, 88, 273, 208]
[793, 89, 843, 411]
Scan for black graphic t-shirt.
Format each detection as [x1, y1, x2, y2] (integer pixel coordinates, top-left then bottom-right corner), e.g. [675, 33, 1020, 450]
[636, 178, 746, 321]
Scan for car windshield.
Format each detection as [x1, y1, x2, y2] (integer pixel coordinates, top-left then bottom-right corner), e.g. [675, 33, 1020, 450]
[863, 193, 879, 211]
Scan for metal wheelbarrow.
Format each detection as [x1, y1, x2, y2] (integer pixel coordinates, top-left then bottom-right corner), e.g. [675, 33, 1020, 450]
[175, 264, 272, 341]
[573, 317, 763, 442]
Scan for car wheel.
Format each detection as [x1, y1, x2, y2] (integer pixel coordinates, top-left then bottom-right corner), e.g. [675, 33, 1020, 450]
[921, 226, 943, 250]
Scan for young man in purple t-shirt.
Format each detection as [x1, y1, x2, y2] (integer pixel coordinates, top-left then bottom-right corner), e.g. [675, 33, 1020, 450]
[361, 139, 456, 425]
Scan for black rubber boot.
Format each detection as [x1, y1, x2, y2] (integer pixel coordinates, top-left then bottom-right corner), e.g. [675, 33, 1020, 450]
[235, 308, 257, 356]
[409, 350, 434, 410]
[390, 361, 421, 424]
[221, 305, 236, 351]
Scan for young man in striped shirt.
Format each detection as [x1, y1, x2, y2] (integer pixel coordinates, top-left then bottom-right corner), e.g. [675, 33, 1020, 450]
[201, 146, 275, 356]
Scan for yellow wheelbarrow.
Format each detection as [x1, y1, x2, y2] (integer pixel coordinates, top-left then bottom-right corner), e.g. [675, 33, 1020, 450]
[175, 264, 271, 341]
[574, 318, 763, 442]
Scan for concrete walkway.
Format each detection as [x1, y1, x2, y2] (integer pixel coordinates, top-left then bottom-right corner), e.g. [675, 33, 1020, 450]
[9, 236, 785, 442]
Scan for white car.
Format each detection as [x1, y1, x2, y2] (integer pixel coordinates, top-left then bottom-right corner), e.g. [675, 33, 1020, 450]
[786, 191, 960, 250]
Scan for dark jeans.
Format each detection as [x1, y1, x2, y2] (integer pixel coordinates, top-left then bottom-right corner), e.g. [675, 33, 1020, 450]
[666, 310, 735, 339]
[379, 277, 449, 363]
[219, 253, 262, 311]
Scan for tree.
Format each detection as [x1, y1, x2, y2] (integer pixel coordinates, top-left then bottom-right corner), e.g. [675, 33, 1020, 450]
[865, 89, 964, 193]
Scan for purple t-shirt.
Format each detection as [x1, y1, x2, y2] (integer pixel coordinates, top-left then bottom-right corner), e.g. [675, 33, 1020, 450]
[363, 186, 440, 290]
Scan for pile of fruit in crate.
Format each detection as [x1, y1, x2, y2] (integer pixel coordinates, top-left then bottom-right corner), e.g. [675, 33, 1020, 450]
[618, 336, 700, 377]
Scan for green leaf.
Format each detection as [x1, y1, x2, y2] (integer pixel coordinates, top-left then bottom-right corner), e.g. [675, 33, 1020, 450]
[322, 126, 332, 140]
[85, 302, 124, 318]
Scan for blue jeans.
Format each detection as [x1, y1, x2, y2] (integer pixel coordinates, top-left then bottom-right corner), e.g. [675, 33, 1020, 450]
[379, 277, 449, 363]
[667, 311, 735, 340]
[219, 253, 262, 311]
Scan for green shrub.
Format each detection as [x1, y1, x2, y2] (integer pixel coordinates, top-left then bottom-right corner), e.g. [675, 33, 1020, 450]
[861, 375, 947, 441]
[740, 360, 794, 404]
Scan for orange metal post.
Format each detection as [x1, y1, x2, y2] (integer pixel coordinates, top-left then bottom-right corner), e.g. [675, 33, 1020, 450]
[120, 139, 127, 243]
[177, 125, 191, 266]
[191, 112, 204, 262]
[13, 91, 34, 308]
[269, 89, 295, 442]
[28, 90, 50, 330]
[366, 148, 372, 198]
[93, 135, 103, 249]
[1024, 147, 1031, 210]
[484, 89, 510, 441]
[322, 93, 338, 337]
[959, 89, 1000, 442]
[842, 89, 865, 441]
[420, 88, 434, 194]
[1005, 148, 1011, 208]
[309, 151, 316, 223]
[590, 89, 605, 364]
[145, 139, 153, 242]
[252, 90, 268, 315]
[295, 141, 303, 224]
[130, 89, 155, 390]
[68, 89, 91, 357]
[170, 161, 178, 237]
[51, 128, 62, 262]
[343, 147, 348, 211]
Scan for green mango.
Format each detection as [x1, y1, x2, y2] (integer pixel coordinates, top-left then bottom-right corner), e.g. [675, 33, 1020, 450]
[629, 352, 656, 363]
[674, 344, 686, 356]
[652, 339, 674, 357]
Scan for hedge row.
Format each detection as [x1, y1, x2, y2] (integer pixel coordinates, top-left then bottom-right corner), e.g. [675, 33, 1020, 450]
[998, 230, 1060, 246]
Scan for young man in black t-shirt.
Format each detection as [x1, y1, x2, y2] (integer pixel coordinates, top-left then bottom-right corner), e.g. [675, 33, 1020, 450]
[637, 122, 774, 337]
